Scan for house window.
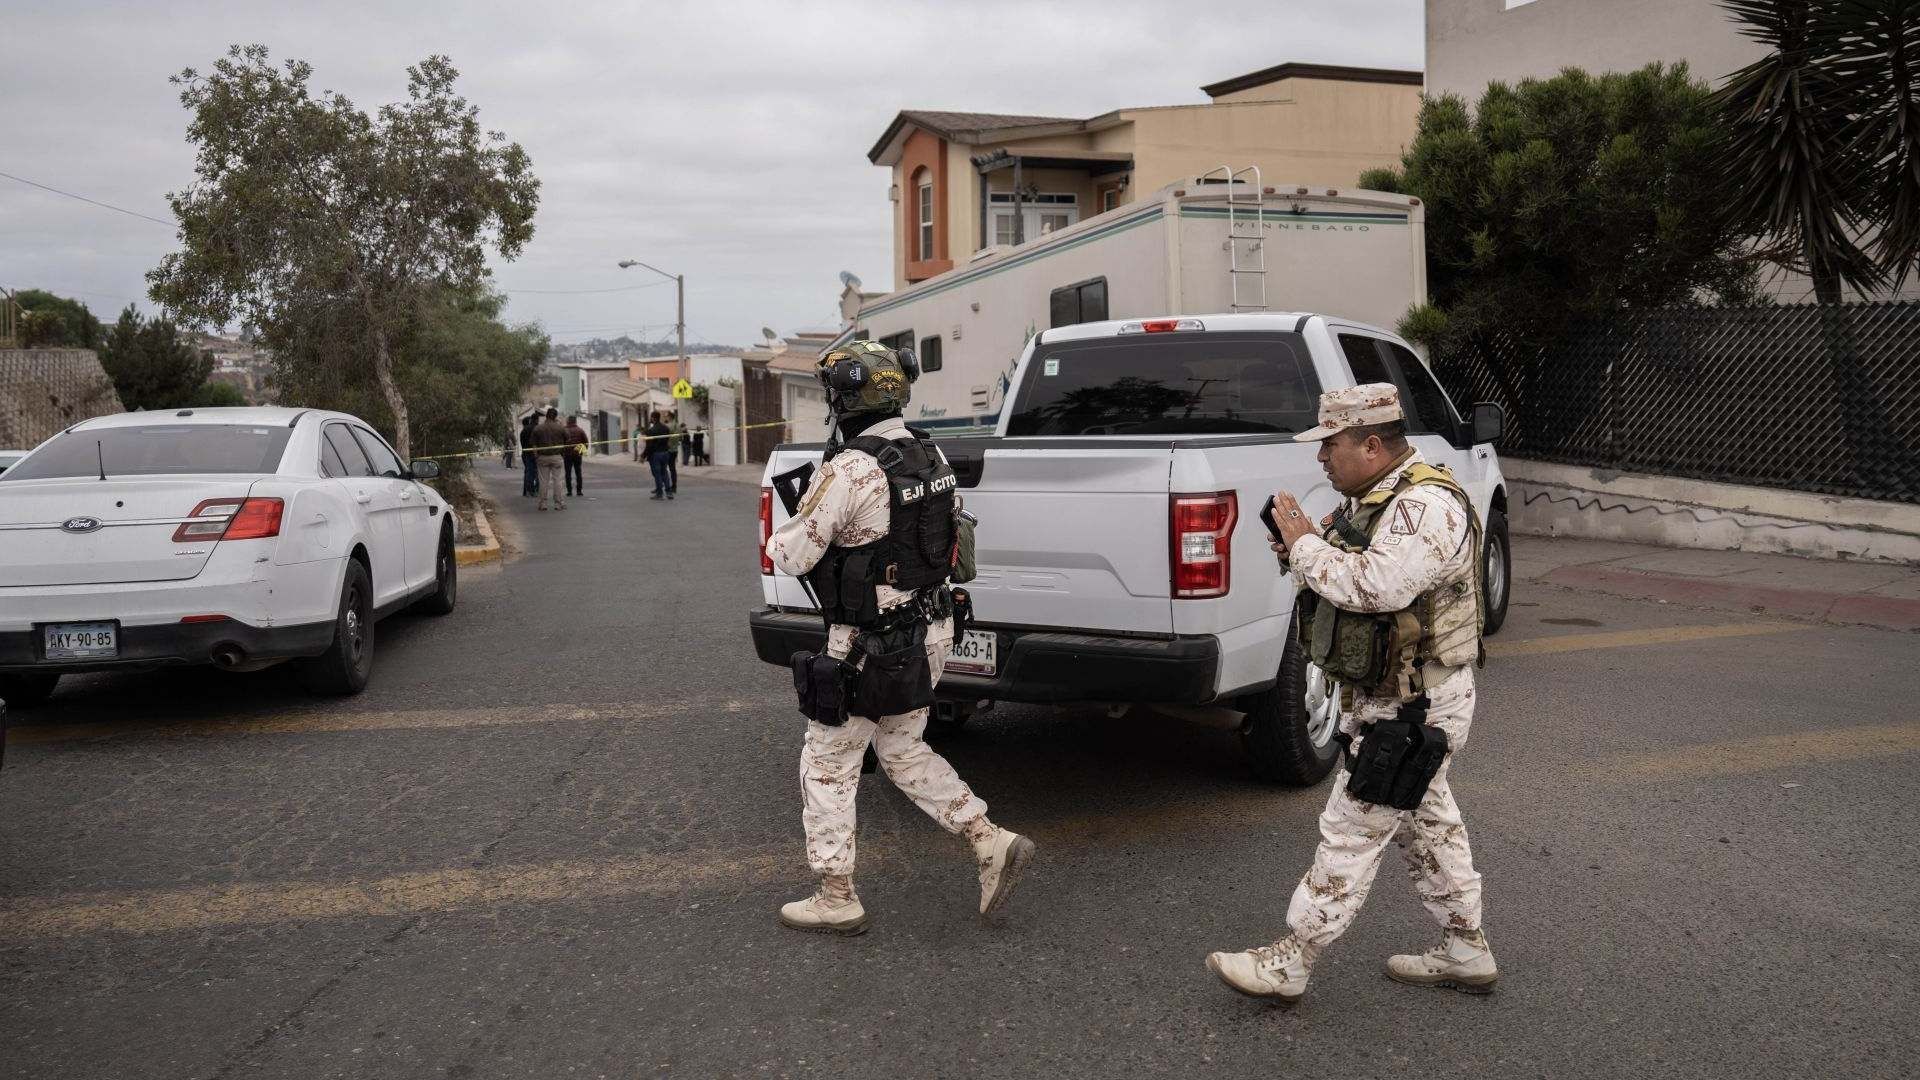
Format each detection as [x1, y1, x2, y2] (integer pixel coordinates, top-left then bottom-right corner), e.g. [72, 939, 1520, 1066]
[1049, 277, 1109, 328]
[987, 192, 1079, 247]
[919, 334, 943, 373]
[916, 171, 935, 261]
[1102, 188, 1119, 212]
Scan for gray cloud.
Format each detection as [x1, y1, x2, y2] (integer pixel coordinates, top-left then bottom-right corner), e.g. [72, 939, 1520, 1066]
[1, 0, 1421, 347]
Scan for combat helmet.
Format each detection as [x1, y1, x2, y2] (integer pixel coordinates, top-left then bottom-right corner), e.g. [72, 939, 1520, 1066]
[815, 339, 918, 418]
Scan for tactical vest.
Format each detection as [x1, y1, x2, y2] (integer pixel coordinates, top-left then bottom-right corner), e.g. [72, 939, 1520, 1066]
[1300, 462, 1483, 700]
[804, 428, 959, 628]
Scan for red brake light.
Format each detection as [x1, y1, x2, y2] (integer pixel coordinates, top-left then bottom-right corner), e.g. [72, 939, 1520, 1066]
[1171, 491, 1237, 599]
[758, 487, 775, 575]
[1141, 319, 1181, 333]
[173, 497, 282, 543]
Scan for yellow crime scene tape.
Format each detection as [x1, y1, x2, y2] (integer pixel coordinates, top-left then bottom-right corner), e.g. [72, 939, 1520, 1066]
[419, 416, 802, 461]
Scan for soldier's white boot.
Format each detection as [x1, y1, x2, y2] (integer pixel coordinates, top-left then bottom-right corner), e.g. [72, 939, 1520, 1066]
[1386, 928, 1498, 993]
[1207, 935, 1319, 1005]
[971, 826, 1036, 917]
[778, 875, 868, 935]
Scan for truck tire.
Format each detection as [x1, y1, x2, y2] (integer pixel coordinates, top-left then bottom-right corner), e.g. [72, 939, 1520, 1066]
[1238, 636, 1341, 786]
[0, 673, 61, 709]
[1481, 507, 1512, 637]
[300, 560, 374, 696]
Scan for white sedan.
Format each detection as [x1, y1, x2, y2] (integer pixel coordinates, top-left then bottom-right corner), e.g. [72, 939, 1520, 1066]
[0, 407, 458, 706]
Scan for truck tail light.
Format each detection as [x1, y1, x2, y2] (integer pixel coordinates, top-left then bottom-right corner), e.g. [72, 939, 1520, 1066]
[173, 498, 283, 543]
[758, 487, 775, 575]
[1171, 491, 1236, 599]
[1119, 318, 1206, 335]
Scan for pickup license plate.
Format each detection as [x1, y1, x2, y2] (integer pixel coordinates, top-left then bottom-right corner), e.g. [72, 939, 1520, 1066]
[45, 622, 118, 661]
[946, 629, 997, 676]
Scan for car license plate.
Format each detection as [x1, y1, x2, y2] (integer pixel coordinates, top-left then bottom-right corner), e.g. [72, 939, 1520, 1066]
[946, 629, 996, 676]
[44, 622, 118, 661]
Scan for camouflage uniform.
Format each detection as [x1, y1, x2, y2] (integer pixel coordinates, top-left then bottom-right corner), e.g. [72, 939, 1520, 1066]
[1283, 446, 1485, 946]
[765, 415, 990, 876]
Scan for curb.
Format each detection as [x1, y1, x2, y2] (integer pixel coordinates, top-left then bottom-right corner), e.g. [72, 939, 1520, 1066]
[1542, 564, 1920, 633]
[455, 506, 501, 566]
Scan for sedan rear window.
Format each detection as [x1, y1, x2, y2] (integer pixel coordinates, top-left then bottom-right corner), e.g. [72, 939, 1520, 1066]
[1006, 331, 1322, 436]
[1, 424, 294, 480]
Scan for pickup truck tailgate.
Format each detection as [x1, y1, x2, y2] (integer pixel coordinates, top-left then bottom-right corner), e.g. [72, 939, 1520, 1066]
[949, 441, 1173, 635]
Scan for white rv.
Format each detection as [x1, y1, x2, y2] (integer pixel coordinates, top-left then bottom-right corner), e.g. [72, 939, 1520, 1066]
[837, 174, 1428, 435]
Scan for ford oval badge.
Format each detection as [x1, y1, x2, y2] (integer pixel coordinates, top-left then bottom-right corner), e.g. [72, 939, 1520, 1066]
[62, 517, 102, 534]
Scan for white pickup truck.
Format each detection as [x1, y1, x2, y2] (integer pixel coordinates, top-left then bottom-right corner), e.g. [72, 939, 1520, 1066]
[750, 313, 1512, 785]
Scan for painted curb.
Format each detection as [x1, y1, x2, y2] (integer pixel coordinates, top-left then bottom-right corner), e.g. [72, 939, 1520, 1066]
[1543, 564, 1920, 633]
[454, 506, 501, 566]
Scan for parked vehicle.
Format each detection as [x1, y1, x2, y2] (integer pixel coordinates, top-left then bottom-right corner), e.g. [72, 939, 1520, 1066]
[0, 407, 458, 707]
[837, 173, 1428, 436]
[750, 313, 1510, 785]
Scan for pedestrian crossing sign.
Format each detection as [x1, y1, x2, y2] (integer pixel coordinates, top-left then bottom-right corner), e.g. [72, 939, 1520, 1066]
[672, 378, 694, 400]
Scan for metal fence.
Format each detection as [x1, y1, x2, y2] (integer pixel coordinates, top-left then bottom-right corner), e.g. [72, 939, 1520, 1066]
[1431, 302, 1920, 504]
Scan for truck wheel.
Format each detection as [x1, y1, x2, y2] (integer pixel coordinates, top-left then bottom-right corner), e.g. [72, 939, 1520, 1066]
[300, 560, 374, 696]
[1238, 637, 1341, 786]
[1481, 508, 1512, 637]
[0, 673, 61, 709]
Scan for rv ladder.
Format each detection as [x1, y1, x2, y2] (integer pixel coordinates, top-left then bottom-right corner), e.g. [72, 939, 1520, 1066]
[1203, 164, 1269, 312]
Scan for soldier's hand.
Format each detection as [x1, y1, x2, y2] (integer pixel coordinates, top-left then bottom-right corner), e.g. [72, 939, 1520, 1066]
[1271, 491, 1316, 550]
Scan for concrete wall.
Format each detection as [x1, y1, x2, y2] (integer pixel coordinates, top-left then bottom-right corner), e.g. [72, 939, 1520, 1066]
[1503, 457, 1920, 565]
[0, 349, 123, 450]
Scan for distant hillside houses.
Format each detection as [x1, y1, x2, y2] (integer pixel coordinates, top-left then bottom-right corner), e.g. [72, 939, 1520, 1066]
[194, 332, 276, 404]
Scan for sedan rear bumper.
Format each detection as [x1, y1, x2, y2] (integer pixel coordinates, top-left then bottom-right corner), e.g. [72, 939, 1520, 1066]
[0, 618, 336, 675]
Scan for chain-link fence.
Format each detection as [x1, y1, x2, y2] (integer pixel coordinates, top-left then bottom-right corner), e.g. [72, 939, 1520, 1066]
[1431, 302, 1920, 504]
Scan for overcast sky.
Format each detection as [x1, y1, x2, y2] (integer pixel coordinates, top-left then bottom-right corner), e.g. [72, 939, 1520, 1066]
[1, 0, 1422, 350]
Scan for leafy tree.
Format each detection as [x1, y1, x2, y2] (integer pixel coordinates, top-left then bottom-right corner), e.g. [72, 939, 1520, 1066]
[266, 286, 546, 461]
[1364, 65, 1764, 353]
[1714, 0, 1920, 300]
[148, 44, 538, 455]
[192, 381, 249, 408]
[15, 289, 103, 349]
[98, 305, 215, 410]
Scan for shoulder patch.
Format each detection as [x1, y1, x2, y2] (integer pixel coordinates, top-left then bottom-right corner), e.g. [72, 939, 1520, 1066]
[1389, 499, 1427, 536]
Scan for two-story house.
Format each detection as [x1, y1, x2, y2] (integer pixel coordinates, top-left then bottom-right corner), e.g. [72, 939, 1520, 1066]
[868, 62, 1422, 290]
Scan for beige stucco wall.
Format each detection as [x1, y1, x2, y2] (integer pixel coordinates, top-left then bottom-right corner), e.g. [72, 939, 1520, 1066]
[1125, 85, 1418, 195]
[1425, 0, 1764, 102]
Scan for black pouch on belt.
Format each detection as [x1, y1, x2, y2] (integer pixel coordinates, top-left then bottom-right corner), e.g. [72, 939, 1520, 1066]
[948, 587, 975, 637]
[850, 621, 936, 719]
[1341, 694, 1449, 811]
[790, 650, 856, 726]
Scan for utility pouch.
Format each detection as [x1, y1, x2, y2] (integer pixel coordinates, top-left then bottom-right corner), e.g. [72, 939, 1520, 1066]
[1311, 604, 1393, 688]
[952, 508, 979, 584]
[1342, 695, 1449, 811]
[790, 650, 856, 726]
[949, 587, 975, 637]
[851, 621, 936, 719]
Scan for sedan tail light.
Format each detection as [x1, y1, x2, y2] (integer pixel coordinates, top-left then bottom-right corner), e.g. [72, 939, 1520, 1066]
[1171, 491, 1236, 599]
[758, 487, 775, 575]
[173, 498, 283, 543]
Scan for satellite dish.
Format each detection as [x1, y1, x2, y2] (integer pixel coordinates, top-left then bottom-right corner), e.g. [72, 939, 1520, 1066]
[838, 270, 863, 292]
[761, 326, 778, 342]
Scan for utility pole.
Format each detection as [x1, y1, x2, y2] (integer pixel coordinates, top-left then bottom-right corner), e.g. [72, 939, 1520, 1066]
[617, 258, 688, 385]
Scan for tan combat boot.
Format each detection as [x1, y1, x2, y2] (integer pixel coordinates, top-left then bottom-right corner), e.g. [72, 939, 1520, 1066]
[778, 875, 868, 935]
[1386, 928, 1498, 993]
[971, 827, 1037, 918]
[1207, 935, 1319, 1005]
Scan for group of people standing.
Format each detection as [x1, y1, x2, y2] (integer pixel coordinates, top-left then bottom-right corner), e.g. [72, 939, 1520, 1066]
[637, 412, 709, 500]
[518, 409, 588, 511]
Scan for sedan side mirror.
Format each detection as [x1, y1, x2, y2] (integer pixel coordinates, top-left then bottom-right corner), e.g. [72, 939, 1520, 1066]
[410, 459, 442, 480]
[1471, 402, 1505, 446]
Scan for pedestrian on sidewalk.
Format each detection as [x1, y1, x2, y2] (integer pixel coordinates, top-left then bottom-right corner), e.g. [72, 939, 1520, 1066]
[664, 416, 680, 495]
[534, 408, 569, 511]
[1207, 384, 1496, 1005]
[644, 411, 674, 500]
[692, 425, 707, 466]
[564, 415, 589, 497]
[678, 421, 691, 466]
[519, 414, 540, 498]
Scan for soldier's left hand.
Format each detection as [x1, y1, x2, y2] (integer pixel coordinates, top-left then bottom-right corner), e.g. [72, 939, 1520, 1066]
[1270, 491, 1316, 551]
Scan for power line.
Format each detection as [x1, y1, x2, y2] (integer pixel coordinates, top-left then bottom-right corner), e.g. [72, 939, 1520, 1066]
[504, 281, 673, 295]
[0, 170, 175, 228]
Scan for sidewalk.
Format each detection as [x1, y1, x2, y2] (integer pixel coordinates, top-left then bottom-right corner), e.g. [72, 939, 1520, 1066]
[1514, 536, 1920, 632]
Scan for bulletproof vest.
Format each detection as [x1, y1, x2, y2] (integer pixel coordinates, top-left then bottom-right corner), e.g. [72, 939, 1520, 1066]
[804, 428, 958, 628]
[1302, 461, 1483, 698]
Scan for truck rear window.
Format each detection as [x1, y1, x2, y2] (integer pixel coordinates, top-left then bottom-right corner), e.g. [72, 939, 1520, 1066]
[1005, 332, 1321, 436]
[2, 424, 293, 480]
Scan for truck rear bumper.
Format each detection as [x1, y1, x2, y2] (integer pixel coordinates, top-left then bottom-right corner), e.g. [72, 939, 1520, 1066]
[748, 608, 1222, 705]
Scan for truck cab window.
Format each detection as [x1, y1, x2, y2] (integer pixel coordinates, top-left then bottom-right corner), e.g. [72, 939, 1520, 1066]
[1385, 342, 1464, 443]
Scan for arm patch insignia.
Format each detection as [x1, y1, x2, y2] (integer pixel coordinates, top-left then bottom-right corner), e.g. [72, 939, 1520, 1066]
[1389, 499, 1426, 536]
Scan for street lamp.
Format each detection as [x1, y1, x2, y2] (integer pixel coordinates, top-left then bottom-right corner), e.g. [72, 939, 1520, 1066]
[617, 259, 686, 387]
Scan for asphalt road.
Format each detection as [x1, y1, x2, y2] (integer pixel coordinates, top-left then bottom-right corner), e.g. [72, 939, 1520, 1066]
[2, 453, 1916, 1080]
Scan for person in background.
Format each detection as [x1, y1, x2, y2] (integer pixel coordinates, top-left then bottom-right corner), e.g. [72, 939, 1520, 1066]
[564, 415, 589, 497]
[692, 425, 707, 466]
[520, 414, 540, 498]
[678, 421, 691, 466]
[664, 415, 681, 495]
[534, 407, 570, 511]
[644, 411, 674, 500]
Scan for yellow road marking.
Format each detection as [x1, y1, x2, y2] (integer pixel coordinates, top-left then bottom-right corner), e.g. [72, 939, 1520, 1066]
[1593, 722, 1920, 782]
[1489, 621, 1809, 658]
[6, 701, 746, 746]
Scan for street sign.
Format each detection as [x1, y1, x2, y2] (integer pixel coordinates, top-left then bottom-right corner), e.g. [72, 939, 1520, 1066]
[672, 378, 694, 400]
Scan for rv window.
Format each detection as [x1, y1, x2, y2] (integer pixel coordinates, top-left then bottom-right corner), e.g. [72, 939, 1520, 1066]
[878, 330, 913, 355]
[918, 334, 943, 373]
[1006, 332, 1320, 437]
[1048, 277, 1109, 328]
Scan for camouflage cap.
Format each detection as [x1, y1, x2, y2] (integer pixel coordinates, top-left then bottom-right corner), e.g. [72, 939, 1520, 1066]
[1293, 382, 1404, 442]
